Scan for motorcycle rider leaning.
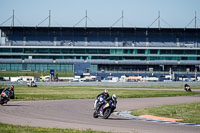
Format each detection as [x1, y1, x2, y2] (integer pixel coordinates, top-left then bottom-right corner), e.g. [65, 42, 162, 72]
[184, 83, 190, 91]
[1, 85, 14, 101]
[96, 89, 110, 111]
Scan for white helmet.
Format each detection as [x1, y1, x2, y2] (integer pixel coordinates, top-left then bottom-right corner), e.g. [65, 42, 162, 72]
[112, 94, 117, 101]
[104, 89, 108, 94]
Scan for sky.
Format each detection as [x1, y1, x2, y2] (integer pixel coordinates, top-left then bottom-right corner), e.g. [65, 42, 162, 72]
[0, 0, 200, 28]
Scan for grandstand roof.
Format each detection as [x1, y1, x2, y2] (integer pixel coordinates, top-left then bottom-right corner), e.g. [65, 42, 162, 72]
[0, 26, 199, 31]
[1, 26, 199, 38]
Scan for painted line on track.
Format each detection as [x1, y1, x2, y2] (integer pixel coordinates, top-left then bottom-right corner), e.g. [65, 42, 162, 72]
[116, 111, 200, 127]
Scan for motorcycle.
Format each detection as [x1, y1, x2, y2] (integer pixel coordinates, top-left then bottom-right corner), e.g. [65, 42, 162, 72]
[185, 86, 192, 92]
[27, 81, 37, 87]
[93, 96, 117, 119]
[0, 90, 10, 105]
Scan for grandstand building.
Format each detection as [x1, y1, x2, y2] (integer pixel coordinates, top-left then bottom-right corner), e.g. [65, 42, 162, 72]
[0, 26, 200, 78]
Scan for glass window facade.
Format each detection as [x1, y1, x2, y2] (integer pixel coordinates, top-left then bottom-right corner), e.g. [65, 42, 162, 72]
[1, 48, 200, 58]
[1, 27, 200, 73]
[0, 64, 73, 71]
[90, 65, 98, 72]
[0, 64, 11, 70]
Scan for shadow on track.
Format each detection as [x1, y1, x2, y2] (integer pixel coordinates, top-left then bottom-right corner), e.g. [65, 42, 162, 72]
[1, 104, 27, 107]
[108, 117, 130, 121]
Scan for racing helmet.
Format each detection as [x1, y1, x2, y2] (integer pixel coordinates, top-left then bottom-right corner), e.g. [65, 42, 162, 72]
[10, 85, 14, 91]
[104, 89, 108, 94]
[112, 94, 117, 101]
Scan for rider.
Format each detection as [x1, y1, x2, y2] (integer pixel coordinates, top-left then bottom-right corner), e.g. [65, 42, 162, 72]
[184, 83, 190, 91]
[95, 89, 110, 111]
[96, 89, 110, 99]
[1, 85, 14, 101]
[31, 80, 35, 87]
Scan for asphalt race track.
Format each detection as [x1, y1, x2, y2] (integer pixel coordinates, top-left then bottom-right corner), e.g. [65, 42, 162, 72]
[0, 96, 200, 133]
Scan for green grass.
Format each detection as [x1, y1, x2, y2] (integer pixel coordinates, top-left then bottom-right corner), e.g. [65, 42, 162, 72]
[0, 123, 108, 133]
[0, 71, 73, 77]
[131, 102, 200, 124]
[0, 85, 198, 101]
[31, 85, 200, 89]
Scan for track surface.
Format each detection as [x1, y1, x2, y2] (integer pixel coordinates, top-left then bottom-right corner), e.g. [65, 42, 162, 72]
[0, 96, 200, 133]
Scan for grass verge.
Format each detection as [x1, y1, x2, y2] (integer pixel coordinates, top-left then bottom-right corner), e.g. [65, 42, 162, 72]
[29, 85, 200, 89]
[0, 85, 198, 101]
[0, 123, 107, 133]
[131, 102, 200, 124]
[0, 71, 73, 77]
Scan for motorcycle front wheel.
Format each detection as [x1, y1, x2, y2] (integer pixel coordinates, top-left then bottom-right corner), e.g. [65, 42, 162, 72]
[0, 100, 4, 105]
[93, 111, 98, 118]
[103, 108, 112, 119]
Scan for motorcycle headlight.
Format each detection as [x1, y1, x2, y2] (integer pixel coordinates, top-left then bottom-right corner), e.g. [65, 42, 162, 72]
[112, 103, 116, 107]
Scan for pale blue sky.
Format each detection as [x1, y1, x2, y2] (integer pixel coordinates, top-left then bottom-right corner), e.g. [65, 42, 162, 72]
[0, 0, 200, 28]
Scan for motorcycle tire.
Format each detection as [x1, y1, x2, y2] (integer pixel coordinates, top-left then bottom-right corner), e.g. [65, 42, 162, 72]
[0, 101, 4, 105]
[93, 111, 98, 118]
[103, 108, 112, 119]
